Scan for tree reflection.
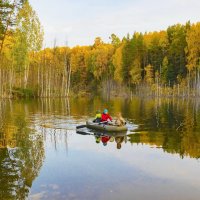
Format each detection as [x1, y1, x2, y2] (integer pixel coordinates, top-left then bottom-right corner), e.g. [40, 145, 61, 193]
[74, 97, 200, 159]
[127, 98, 200, 159]
[1, 96, 200, 200]
[0, 101, 45, 200]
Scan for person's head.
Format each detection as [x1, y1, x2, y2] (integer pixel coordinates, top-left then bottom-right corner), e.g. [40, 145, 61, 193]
[103, 142, 107, 146]
[96, 137, 101, 144]
[96, 110, 101, 114]
[117, 143, 122, 149]
[109, 136, 115, 142]
[115, 136, 124, 143]
[103, 109, 108, 114]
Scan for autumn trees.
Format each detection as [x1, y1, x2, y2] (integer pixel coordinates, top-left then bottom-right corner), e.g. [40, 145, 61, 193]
[0, 0, 25, 53]
[13, 1, 43, 89]
[1, 3, 200, 99]
[110, 22, 200, 97]
[186, 22, 200, 95]
[0, 0, 43, 98]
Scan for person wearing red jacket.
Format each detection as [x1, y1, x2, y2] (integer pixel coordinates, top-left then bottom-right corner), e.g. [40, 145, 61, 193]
[101, 109, 112, 122]
[101, 135, 111, 146]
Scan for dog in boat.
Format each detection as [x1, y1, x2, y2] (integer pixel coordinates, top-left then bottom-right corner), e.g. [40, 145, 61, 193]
[115, 112, 126, 126]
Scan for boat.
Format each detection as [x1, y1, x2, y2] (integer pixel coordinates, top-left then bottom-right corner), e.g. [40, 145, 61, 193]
[86, 120, 128, 132]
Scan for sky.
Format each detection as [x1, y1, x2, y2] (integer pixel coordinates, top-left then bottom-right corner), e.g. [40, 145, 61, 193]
[29, 0, 200, 47]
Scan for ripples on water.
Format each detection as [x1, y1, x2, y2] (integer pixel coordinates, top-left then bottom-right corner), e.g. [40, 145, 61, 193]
[0, 97, 200, 200]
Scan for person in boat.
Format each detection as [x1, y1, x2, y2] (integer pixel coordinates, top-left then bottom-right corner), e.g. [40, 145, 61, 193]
[115, 112, 126, 126]
[95, 135, 101, 144]
[101, 135, 111, 146]
[101, 109, 112, 123]
[93, 110, 102, 123]
[115, 136, 125, 149]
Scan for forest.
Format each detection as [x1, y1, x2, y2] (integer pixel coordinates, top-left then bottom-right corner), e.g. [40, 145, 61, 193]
[1, 0, 200, 98]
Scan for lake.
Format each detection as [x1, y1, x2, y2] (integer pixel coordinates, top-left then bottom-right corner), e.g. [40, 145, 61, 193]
[0, 97, 200, 200]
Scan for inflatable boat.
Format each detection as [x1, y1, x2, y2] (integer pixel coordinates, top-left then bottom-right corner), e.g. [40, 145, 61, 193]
[86, 120, 128, 132]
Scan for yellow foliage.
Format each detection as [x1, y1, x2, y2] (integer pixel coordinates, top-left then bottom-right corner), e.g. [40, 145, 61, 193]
[186, 22, 200, 72]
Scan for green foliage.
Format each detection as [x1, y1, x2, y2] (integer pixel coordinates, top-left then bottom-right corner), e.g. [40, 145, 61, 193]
[0, 0, 13, 40]
[0, 0, 25, 53]
[12, 88, 34, 98]
[13, 1, 43, 70]
[109, 33, 121, 47]
[167, 24, 187, 79]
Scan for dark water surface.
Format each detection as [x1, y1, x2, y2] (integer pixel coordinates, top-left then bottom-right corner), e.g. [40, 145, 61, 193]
[0, 97, 200, 200]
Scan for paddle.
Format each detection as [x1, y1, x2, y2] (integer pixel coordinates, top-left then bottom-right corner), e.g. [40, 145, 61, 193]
[76, 124, 87, 129]
[76, 121, 108, 130]
[76, 130, 93, 135]
[76, 130, 105, 137]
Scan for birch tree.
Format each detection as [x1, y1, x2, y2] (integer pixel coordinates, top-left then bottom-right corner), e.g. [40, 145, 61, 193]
[13, 0, 43, 89]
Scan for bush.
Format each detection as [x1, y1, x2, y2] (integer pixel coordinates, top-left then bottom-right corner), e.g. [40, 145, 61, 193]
[12, 88, 35, 98]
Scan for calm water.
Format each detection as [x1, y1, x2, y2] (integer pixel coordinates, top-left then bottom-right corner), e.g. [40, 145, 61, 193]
[0, 97, 200, 200]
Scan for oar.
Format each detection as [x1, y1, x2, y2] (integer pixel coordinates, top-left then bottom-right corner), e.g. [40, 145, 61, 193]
[93, 121, 108, 125]
[76, 130, 93, 135]
[76, 130, 105, 136]
[76, 121, 108, 129]
[76, 124, 87, 129]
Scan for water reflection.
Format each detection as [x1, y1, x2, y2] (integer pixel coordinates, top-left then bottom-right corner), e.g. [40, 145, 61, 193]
[77, 130, 128, 150]
[0, 97, 200, 199]
[0, 101, 45, 200]
[1, 97, 200, 159]
[75, 97, 200, 159]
